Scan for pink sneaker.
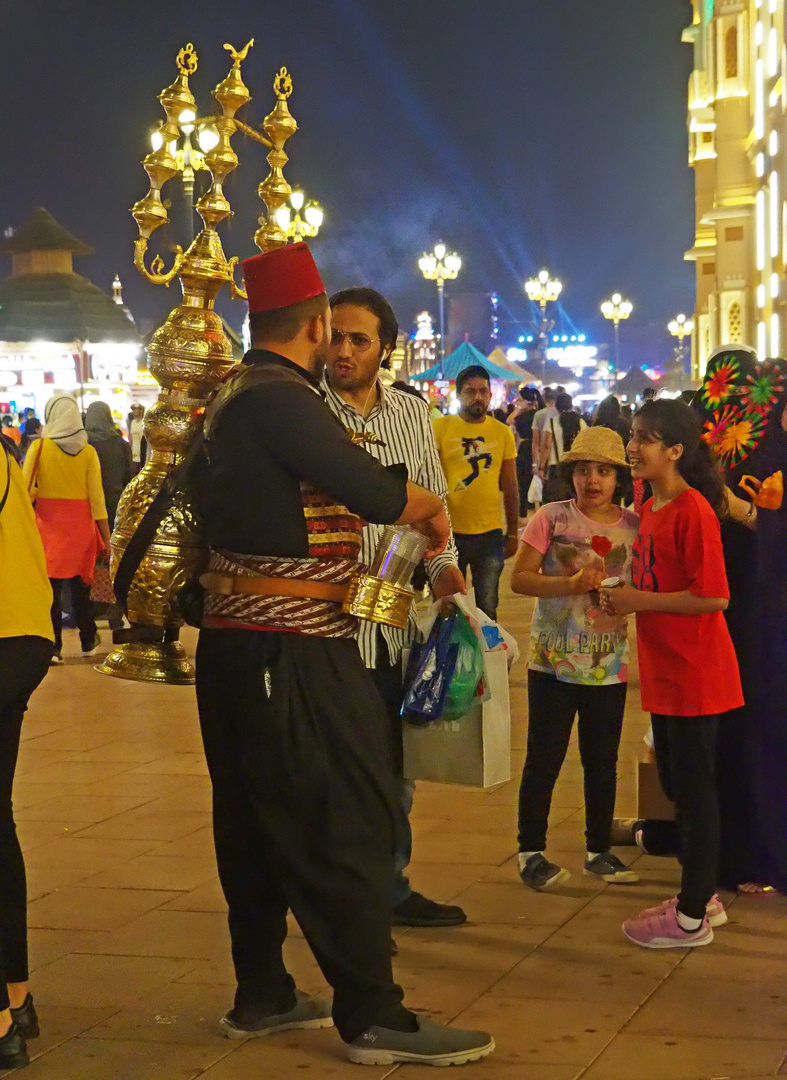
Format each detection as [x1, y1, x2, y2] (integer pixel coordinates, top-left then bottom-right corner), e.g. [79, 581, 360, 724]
[634, 894, 725, 928]
[637, 894, 727, 928]
[623, 905, 714, 949]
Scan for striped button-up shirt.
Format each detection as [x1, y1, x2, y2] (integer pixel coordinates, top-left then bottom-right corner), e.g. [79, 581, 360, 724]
[323, 379, 459, 668]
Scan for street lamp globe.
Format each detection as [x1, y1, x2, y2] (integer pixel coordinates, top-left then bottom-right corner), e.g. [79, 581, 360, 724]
[275, 205, 292, 231]
[600, 292, 634, 376]
[418, 241, 462, 375]
[197, 126, 220, 152]
[275, 188, 324, 241]
[304, 204, 324, 230]
[524, 268, 563, 384]
[178, 108, 196, 134]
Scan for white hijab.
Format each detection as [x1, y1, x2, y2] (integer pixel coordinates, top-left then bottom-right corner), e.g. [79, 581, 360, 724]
[43, 394, 88, 456]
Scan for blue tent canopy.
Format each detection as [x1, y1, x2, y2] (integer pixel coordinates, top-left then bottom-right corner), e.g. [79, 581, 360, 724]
[408, 340, 519, 382]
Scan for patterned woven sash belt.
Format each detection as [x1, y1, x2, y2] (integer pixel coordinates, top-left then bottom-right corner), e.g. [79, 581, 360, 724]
[203, 549, 360, 638]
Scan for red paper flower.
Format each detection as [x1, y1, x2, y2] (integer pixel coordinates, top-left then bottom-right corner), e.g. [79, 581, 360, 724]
[591, 536, 613, 558]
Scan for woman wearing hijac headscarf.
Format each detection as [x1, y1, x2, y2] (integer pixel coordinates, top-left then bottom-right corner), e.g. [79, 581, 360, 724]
[84, 402, 132, 528]
[22, 394, 110, 663]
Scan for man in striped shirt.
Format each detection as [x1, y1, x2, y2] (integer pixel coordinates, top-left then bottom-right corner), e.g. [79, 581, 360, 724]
[325, 287, 468, 930]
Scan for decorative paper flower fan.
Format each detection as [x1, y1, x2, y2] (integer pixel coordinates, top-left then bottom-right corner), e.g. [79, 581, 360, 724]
[701, 354, 740, 409]
[695, 351, 786, 469]
[741, 361, 786, 416]
[702, 405, 765, 467]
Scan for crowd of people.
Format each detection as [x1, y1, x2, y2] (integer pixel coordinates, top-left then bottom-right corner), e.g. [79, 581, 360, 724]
[0, 241, 785, 1068]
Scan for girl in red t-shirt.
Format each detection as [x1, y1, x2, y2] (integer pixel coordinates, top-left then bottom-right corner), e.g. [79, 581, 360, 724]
[600, 400, 743, 950]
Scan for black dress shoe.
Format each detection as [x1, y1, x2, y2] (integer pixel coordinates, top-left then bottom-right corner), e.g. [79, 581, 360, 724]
[10, 994, 39, 1039]
[0, 1023, 28, 1070]
[392, 890, 467, 927]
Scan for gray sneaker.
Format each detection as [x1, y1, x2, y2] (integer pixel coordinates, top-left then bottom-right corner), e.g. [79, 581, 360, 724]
[518, 852, 570, 891]
[584, 851, 640, 884]
[219, 989, 333, 1039]
[347, 1016, 494, 1066]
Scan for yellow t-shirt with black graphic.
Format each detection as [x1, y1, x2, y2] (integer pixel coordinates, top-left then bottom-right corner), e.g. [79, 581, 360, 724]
[433, 414, 516, 535]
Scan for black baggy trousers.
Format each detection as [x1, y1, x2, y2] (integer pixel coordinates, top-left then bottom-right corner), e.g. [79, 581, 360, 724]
[195, 627, 410, 1043]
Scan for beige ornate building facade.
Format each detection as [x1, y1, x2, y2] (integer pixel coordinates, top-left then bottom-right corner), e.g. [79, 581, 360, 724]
[685, 0, 786, 376]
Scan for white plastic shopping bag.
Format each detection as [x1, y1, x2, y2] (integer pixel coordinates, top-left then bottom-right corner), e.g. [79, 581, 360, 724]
[454, 592, 520, 666]
[527, 472, 543, 504]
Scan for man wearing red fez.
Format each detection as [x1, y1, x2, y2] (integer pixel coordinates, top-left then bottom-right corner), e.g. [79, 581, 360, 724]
[195, 243, 493, 1066]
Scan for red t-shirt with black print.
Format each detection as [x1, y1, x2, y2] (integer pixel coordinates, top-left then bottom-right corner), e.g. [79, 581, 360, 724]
[632, 488, 743, 716]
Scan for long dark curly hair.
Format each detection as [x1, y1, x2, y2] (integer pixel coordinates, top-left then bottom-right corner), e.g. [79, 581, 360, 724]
[633, 399, 727, 518]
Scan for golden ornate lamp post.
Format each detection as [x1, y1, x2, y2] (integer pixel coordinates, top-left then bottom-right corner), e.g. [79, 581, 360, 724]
[668, 312, 694, 370]
[98, 41, 299, 685]
[600, 292, 633, 377]
[275, 188, 324, 241]
[419, 242, 461, 377]
[524, 269, 562, 385]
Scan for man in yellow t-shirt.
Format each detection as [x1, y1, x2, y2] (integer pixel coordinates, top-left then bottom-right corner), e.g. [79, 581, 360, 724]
[433, 365, 519, 618]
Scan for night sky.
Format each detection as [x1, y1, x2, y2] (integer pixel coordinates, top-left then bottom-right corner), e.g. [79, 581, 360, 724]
[4, 0, 694, 365]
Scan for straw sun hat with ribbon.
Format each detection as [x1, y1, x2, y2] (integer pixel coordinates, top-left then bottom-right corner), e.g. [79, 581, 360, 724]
[561, 426, 630, 468]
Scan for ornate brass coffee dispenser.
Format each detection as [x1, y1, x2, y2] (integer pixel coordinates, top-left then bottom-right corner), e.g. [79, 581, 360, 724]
[98, 41, 298, 684]
[343, 526, 430, 630]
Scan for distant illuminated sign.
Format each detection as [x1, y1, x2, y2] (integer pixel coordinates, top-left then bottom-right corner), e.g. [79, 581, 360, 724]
[548, 345, 598, 368]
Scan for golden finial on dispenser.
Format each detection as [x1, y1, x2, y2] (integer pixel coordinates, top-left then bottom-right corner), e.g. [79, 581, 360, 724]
[254, 67, 299, 252]
[130, 44, 201, 285]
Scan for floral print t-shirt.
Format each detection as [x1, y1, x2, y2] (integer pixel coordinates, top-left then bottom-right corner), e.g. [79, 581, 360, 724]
[521, 499, 639, 686]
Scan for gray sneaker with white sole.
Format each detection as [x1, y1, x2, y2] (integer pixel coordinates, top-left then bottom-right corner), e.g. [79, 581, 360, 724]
[220, 989, 333, 1039]
[347, 1016, 494, 1066]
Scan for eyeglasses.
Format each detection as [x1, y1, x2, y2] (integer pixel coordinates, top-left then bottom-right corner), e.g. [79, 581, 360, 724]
[330, 329, 380, 352]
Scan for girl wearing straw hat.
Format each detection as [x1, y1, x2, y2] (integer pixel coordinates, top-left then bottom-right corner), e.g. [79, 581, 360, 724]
[511, 426, 640, 891]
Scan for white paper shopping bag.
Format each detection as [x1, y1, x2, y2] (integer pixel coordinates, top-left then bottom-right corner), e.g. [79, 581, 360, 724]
[402, 650, 511, 789]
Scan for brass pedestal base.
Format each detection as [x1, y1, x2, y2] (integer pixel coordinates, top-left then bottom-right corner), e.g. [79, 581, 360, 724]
[96, 640, 195, 685]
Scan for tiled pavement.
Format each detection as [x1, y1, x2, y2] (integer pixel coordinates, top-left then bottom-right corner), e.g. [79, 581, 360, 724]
[11, 575, 787, 1079]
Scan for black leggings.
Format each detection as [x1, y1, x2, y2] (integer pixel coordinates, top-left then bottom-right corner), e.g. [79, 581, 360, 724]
[50, 577, 96, 653]
[651, 714, 719, 920]
[518, 670, 627, 854]
[0, 636, 52, 1010]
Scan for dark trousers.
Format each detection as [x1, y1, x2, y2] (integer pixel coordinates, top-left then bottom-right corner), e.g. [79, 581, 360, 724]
[651, 713, 719, 921]
[455, 529, 505, 620]
[0, 636, 52, 1011]
[518, 670, 627, 854]
[370, 656, 413, 909]
[50, 576, 96, 652]
[195, 628, 411, 1043]
[516, 443, 532, 515]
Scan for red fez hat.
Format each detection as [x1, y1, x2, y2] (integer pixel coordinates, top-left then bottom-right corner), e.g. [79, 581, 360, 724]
[242, 242, 326, 315]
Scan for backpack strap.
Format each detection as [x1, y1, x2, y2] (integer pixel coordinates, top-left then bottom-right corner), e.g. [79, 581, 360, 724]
[112, 432, 206, 612]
